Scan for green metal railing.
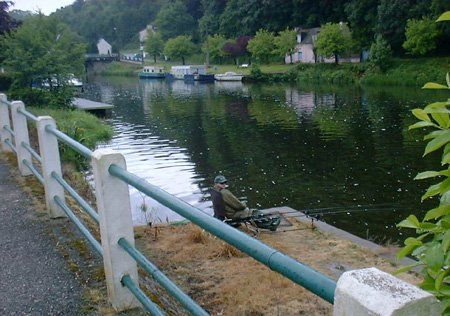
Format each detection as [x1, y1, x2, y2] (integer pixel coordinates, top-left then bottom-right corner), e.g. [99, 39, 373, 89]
[2, 99, 339, 313]
[109, 164, 337, 304]
[45, 125, 93, 159]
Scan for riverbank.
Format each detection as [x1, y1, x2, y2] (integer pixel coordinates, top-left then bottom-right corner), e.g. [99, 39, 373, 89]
[104, 57, 450, 87]
[134, 220, 420, 315]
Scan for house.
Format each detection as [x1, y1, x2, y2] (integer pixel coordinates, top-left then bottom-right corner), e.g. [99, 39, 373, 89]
[286, 27, 320, 64]
[139, 24, 157, 44]
[286, 26, 360, 64]
[97, 38, 112, 55]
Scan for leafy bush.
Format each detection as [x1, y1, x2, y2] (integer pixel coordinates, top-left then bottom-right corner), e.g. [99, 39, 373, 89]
[29, 108, 113, 170]
[403, 18, 441, 56]
[369, 35, 393, 72]
[397, 11, 450, 313]
[9, 86, 74, 109]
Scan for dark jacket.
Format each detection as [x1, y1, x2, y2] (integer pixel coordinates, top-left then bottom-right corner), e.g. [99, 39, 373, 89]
[210, 187, 246, 219]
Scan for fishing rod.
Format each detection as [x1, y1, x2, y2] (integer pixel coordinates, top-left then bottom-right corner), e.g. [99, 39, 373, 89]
[281, 207, 396, 219]
[263, 203, 398, 217]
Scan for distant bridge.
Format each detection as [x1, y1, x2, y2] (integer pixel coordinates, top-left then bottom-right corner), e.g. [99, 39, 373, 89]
[85, 54, 119, 62]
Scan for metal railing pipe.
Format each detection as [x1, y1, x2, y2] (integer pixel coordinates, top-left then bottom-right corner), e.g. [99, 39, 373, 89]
[109, 164, 337, 304]
[21, 142, 42, 164]
[17, 108, 38, 122]
[45, 125, 93, 159]
[4, 139, 16, 154]
[22, 159, 44, 184]
[51, 172, 99, 224]
[118, 238, 208, 316]
[121, 275, 165, 316]
[3, 125, 15, 138]
[54, 196, 103, 256]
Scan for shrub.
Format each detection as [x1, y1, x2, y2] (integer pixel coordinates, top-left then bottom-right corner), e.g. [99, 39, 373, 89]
[369, 35, 393, 72]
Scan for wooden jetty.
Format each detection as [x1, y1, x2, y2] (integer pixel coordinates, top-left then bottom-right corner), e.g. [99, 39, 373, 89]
[72, 98, 114, 111]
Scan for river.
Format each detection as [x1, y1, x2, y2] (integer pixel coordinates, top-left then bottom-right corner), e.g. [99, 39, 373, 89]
[82, 75, 446, 244]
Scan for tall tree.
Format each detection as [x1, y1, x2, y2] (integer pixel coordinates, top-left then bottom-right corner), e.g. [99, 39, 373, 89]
[315, 22, 353, 64]
[164, 35, 195, 65]
[145, 32, 164, 63]
[1, 14, 86, 89]
[223, 36, 250, 65]
[201, 34, 226, 64]
[274, 28, 297, 63]
[0, 1, 18, 34]
[345, 0, 378, 50]
[403, 18, 441, 56]
[247, 29, 275, 63]
[155, 1, 196, 40]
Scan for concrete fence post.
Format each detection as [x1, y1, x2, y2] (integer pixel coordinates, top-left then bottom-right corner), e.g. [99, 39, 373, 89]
[333, 267, 441, 316]
[36, 116, 66, 218]
[11, 101, 32, 176]
[0, 93, 12, 153]
[91, 148, 140, 311]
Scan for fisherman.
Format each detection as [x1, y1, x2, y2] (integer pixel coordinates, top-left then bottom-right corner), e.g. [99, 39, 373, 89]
[210, 175, 252, 220]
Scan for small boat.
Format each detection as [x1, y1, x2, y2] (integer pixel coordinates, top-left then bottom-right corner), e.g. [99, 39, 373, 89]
[139, 66, 165, 79]
[214, 72, 244, 81]
[170, 65, 214, 82]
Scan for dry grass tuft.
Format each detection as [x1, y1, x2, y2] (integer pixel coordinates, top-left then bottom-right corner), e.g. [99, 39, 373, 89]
[215, 242, 244, 259]
[188, 226, 209, 244]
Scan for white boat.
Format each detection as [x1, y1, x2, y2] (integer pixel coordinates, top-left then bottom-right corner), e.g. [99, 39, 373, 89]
[170, 65, 207, 80]
[214, 72, 244, 81]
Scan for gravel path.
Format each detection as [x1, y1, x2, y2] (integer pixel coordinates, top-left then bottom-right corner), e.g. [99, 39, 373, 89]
[0, 159, 82, 315]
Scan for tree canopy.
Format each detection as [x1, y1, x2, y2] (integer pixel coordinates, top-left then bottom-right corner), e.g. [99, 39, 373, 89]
[315, 22, 353, 63]
[403, 18, 440, 56]
[274, 28, 297, 62]
[155, 1, 196, 40]
[201, 34, 226, 64]
[247, 29, 275, 63]
[145, 32, 164, 62]
[163, 35, 195, 65]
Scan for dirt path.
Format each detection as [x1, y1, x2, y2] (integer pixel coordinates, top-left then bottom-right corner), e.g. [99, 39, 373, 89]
[0, 158, 82, 315]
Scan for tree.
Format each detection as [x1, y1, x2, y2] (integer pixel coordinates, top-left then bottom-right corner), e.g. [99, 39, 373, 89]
[202, 34, 226, 65]
[274, 28, 297, 63]
[315, 22, 353, 64]
[247, 29, 275, 64]
[403, 18, 441, 56]
[164, 35, 195, 65]
[155, 1, 195, 40]
[0, 1, 18, 35]
[145, 32, 164, 63]
[369, 35, 393, 72]
[223, 36, 251, 65]
[2, 14, 85, 89]
[345, 0, 378, 50]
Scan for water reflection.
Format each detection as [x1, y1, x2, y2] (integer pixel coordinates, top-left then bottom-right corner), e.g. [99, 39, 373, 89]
[84, 77, 445, 243]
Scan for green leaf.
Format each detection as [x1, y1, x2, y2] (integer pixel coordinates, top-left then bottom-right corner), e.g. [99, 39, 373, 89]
[404, 237, 423, 246]
[443, 230, 450, 252]
[422, 82, 450, 90]
[443, 153, 450, 165]
[424, 131, 450, 156]
[424, 205, 450, 221]
[432, 113, 450, 128]
[422, 182, 442, 201]
[437, 11, 450, 22]
[414, 170, 450, 180]
[441, 191, 450, 205]
[409, 121, 436, 130]
[394, 262, 422, 275]
[397, 244, 419, 259]
[436, 269, 449, 290]
[423, 244, 445, 271]
[447, 73, 450, 88]
[425, 130, 448, 140]
[398, 215, 421, 229]
[412, 108, 431, 122]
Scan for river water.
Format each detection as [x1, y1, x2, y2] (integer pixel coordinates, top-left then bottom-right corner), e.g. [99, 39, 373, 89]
[83, 75, 446, 244]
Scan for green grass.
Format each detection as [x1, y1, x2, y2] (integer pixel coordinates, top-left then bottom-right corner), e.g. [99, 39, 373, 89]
[28, 107, 113, 169]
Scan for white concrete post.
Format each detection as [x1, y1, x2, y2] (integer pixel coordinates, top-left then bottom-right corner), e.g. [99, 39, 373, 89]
[0, 93, 12, 153]
[91, 148, 140, 311]
[10, 101, 32, 176]
[36, 116, 66, 218]
[334, 267, 441, 316]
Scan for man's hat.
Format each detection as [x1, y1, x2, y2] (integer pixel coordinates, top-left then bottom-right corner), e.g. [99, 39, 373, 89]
[214, 175, 227, 184]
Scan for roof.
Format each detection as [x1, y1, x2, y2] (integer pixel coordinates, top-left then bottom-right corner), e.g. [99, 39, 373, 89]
[296, 27, 320, 44]
[171, 65, 206, 70]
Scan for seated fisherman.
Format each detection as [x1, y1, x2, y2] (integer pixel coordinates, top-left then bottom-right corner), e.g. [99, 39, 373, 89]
[210, 175, 252, 220]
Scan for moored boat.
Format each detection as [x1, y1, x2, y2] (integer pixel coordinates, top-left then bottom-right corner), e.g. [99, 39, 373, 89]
[170, 65, 214, 82]
[139, 66, 165, 79]
[214, 71, 244, 81]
